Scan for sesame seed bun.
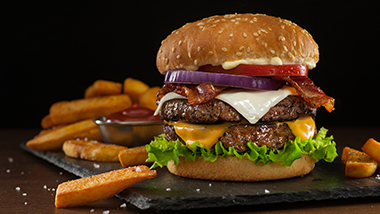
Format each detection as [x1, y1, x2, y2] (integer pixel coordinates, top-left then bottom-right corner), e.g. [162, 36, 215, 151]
[157, 13, 319, 74]
[167, 155, 316, 181]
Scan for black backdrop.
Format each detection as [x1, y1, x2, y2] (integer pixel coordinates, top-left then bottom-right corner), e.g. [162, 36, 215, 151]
[2, 1, 379, 128]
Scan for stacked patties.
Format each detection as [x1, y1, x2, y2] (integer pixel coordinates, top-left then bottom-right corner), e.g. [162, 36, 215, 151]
[147, 13, 337, 181]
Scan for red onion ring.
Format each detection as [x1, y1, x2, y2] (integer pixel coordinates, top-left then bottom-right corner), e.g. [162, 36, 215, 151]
[164, 70, 284, 90]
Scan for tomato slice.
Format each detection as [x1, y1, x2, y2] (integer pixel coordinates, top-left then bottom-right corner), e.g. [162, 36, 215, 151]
[198, 64, 308, 77]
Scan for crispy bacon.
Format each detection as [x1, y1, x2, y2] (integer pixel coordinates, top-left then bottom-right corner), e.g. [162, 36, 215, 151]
[156, 83, 227, 106]
[282, 76, 335, 112]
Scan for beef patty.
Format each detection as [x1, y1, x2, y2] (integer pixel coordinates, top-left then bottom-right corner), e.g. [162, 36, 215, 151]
[164, 123, 295, 152]
[159, 95, 316, 124]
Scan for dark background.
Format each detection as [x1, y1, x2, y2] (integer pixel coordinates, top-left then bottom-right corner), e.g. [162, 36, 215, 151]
[2, 1, 379, 128]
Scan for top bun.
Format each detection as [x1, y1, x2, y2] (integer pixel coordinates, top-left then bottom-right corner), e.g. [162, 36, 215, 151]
[157, 13, 319, 74]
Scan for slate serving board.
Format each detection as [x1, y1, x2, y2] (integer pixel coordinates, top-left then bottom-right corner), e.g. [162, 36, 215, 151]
[21, 143, 380, 211]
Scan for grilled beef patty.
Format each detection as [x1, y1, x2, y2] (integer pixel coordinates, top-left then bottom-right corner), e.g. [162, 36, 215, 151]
[159, 95, 316, 124]
[163, 123, 295, 152]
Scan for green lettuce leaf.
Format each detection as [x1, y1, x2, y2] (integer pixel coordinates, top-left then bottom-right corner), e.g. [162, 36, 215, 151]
[146, 127, 338, 168]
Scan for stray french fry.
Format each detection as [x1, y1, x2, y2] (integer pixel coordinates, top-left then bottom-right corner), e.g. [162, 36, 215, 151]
[50, 94, 132, 126]
[138, 86, 160, 111]
[84, 80, 122, 98]
[118, 146, 151, 167]
[342, 147, 378, 178]
[123, 78, 149, 104]
[26, 119, 98, 151]
[55, 166, 156, 208]
[63, 140, 128, 162]
[362, 138, 380, 163]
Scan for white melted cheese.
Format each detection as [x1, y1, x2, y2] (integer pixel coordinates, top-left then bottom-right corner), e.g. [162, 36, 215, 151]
[154, 86, 297, 124]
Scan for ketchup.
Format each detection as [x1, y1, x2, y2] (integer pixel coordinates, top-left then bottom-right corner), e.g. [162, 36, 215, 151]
[106, 104, 161, 122]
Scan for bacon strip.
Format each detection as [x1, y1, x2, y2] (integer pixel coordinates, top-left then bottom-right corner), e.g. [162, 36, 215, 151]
[282, 76, 335, 112]
[156, 83, 226, 106]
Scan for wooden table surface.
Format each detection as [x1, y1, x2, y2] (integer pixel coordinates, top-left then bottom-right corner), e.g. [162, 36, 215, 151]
[2, 127, 380, 214]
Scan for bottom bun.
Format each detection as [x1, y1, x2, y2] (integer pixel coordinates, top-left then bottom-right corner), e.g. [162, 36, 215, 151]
[167, 155, 316, 181]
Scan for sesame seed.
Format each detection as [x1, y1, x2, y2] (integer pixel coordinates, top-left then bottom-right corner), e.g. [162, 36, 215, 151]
[164, 58, 169, 64]
[247, 47, 251, 52]
[253, 17, 258, 22]
[197, 46, 201, 51]
[194, 60, 198, 65]
[188, 52, 191, 58]
[236, 52, 242, 56]
[221, 18, 226, 21]
[283, 45, 288, 51]
[293, 41, 297, 46]
[260, 29, 268, 34]
[287, 52, 294, 59]
[239, 46, 245, 51]
[211, 24, 216, 28]
[281, 25, 285, 29]
[178, 40, 183, 45]
[270, 49, 275, 54]
[253, 32, 259, 37]
[242, 32, 247, 38]
[230, 33, 233, 37]
[236, 17, 241, 20]
[176, 55, 181, 59]
[235, 21, 240, 25]
[218, 29, 224, 34]
[250, 20, 254, 23]
[268, 27, 272, 31]
[231, 19, 235, 22]
[197, 22, 205, 26]
[222, 47, 228, 52]
[208, 51, 214, 55]
[171, 47, 175, 53]
[278, 36, 285, 41]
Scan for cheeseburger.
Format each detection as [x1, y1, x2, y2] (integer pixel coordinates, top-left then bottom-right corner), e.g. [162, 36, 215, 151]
[146, 13, 338, 181]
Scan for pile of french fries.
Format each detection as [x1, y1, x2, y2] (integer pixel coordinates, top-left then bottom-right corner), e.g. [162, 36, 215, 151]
[26, 78, 160, 167]
[342, 138, 380, 178]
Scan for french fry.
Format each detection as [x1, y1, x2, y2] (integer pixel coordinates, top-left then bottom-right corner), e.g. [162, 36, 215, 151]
[26, 119, 98, 151]
[138, 86, 160, 111]
[362, 138, 380, 163]
[123, 78, 149, 104]
[63, 140, 128, 162]
[50, 94, 132, 126]
[342, 147, 378, 178]
[41, 114, 54, 129]
[118, 146, 151, 167]
[55, 166, 156, 208]
[84, 80, 122, 98]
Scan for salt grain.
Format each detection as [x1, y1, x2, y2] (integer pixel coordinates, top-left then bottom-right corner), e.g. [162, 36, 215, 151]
[120, 203, 127, 208]
[166, 188, 171, 192]
[43, 185, 47, 189]
[59, 172, 63, 175]
[90, 209, 95, 212]
[8, 157, 14, 163]
[15, 187, 20, 191]
[103, 210, 110, 214]
[136, 166, 142, 172]
[264, 189, 270, 194]
[24, 202, 27, 205]
[209, 183, 212, 187]
[23, 193, 27, 196]
[6, 169, 10, 173]
[195, 188, 200, 192]
[93, 163, 100, 168]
